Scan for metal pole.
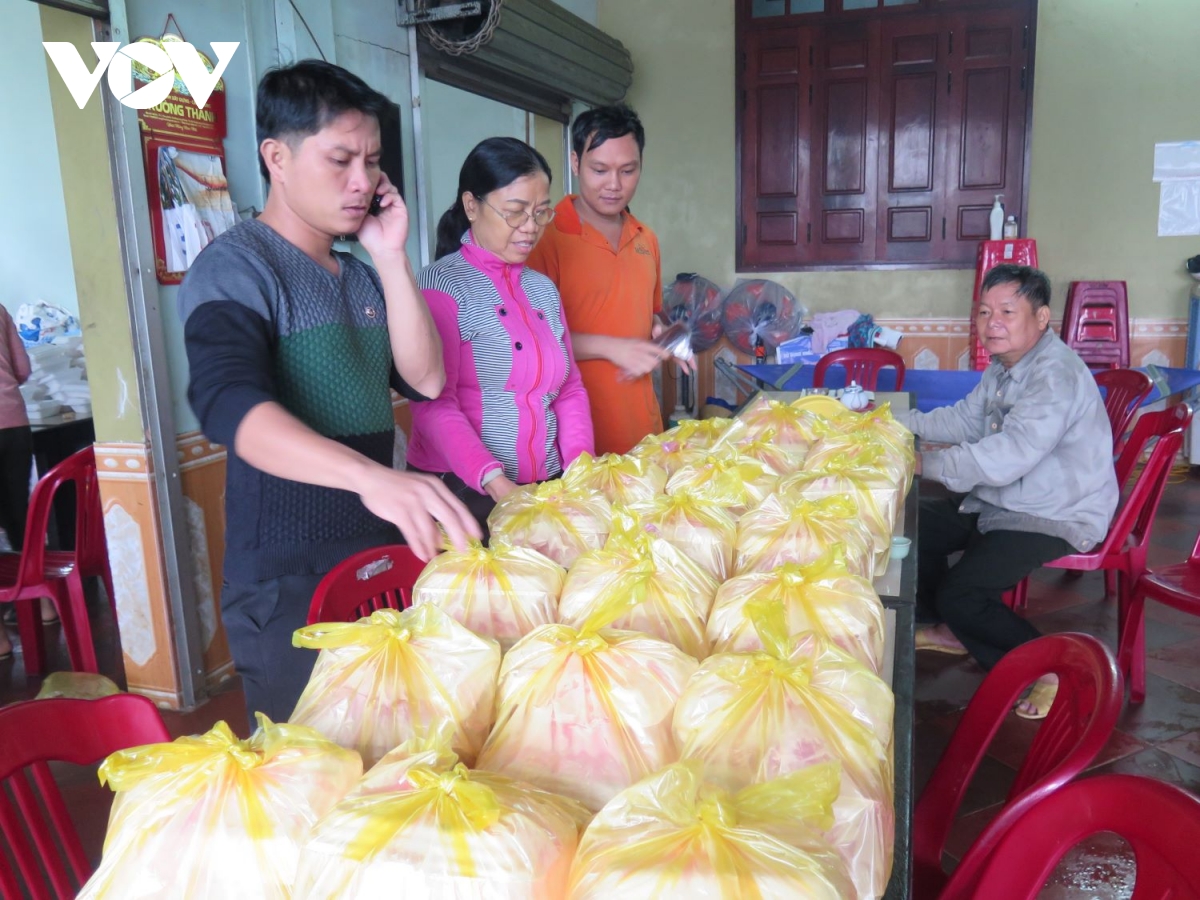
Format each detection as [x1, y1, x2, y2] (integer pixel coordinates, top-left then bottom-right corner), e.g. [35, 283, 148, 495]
[405, 0, 432, 267]
[101, 3, 207, 709]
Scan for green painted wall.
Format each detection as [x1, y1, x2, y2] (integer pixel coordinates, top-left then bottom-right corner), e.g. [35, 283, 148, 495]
[598, 0, 1199, 319]
[41, 5, 145, 443]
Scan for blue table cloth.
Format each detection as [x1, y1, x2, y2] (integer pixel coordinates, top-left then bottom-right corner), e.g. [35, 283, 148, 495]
[736, 364, 1200, 413]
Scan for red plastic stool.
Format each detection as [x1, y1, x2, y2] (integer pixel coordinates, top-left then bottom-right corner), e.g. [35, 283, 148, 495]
[1062, 281, 1129, 369]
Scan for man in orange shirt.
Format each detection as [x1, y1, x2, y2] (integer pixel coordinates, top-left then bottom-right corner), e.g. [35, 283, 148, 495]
[527, 105, 690, 455]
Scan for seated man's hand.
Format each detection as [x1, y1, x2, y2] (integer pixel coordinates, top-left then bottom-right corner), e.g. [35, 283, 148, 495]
[914, 452, 923, 476]
[357, 467, 481, 561]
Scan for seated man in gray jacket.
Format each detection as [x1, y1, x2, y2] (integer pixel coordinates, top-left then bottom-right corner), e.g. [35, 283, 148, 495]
[903, 264, 1118, 719]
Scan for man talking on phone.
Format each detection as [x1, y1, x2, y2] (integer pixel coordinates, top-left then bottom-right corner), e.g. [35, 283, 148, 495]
[178, 61, 480, 726]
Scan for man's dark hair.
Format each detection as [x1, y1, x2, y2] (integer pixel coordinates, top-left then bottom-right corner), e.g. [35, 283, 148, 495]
[981, 264, 1052, 311]
[255, 60, 391, 181]
[571, 104, 645, 159]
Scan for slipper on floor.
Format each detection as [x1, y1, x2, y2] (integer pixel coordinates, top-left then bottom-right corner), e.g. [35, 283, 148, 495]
[1015, 681, 1059, 720]
[916, 630, 969, 656]
[41, 611, 60, 626]
[0, 647, 12, 662]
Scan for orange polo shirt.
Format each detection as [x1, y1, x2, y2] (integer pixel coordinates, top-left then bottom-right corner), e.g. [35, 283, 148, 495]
[527, 195, 663, 455]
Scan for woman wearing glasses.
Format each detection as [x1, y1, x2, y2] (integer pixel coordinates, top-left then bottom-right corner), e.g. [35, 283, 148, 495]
[407, 137, 594, 532]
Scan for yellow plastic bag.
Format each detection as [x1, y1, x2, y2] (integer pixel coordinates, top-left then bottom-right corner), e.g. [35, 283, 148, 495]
[727, 395, 825, 460]
[489, 480, 612, 569]
[289, 605, 500, 768]
[789, 393, 856, 425]
[673, 603, 895, 900]
[734, 493, 876, 578]
[563, 451, 668, 506]
[781, 447, 904, 572]
[293, 733, 588, 899]
[476, 595, 699, 812]
[706, 550, 885, 674]
[719, 429, 803, 477]
[77, 716, 362, 900]
[557, 529, 719, 659]
[666, 453, 778, 516]
[35, 671, 122, 700]
[659, 417, 736, 451]
[622, 491, 738, 582]
[627, 434, 698, 479]
[411, 540, 563, 652]
[567, 761, 854, 899]
[809, 403, 916, 491]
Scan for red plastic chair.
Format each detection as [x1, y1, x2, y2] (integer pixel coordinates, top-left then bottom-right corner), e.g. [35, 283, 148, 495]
[0, 447, 111, 675]
[971, 775, 1200, 900]
[1061, 280, 1130, 369]
[1003, 405, 1191, 694]
[813, 347, 906, 391]
[914, 633, 1122, 900]
[1094, 368, 1153, 454]
[306, 544, 427, 625]
[1121, 525, 1200, 707]
[0, 694, 171, 899]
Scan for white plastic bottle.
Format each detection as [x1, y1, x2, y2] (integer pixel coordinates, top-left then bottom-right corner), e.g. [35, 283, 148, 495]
[1003, 215, 1019, 239]
[989, 195, 1005, 240]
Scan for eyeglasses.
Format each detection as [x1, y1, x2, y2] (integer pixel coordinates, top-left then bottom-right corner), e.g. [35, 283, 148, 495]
[481, 198, 556, 228]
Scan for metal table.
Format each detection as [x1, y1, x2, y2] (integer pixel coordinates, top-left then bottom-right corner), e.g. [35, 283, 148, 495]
[750, 390, 916, 900]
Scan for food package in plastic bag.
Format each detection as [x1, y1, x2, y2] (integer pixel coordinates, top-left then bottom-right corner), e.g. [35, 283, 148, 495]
[567, 761, 854, 899]
[293, 731, 589, 899]
[706, 549, 885, 674]
[563, 451, 667, 506]
[35, 671, 122, 700]
[658, 417, 736, 452]
[721, 280, 805, 355]
[789, 393, 857, 426]
[666, 453, 778, 517]
[289, 605, 500, 768]
[673, 602, 895, 900]
[725, 394, 825, 461]
[411, 540, 564, 652]
[621, 491, 738, 582]
[718, 430, 803, 478]
[77, 716, 362, 900]
[489, 481, 612, 569]
[781, 449, 904, 570]
[810, 403, 916, 491]
[734, 492, 876, 578]
[627, 432, 699, 479]
[557, 527, 719, 659]
[476, 594, 699, 812]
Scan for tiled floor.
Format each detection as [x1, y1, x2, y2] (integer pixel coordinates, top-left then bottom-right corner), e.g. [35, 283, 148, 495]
[3, 472, 1200, 896]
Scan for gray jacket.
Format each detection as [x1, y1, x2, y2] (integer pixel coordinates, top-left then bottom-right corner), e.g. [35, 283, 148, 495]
[902, 330, 1119, 552]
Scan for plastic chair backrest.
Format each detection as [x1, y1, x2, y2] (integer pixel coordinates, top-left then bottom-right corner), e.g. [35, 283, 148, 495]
[813, 348, 906, 391]
[1094, 368, 1153, 452]
[0, 695, 171, 899]
[913, 633, 1122, 899]
[1106, 403, 1191, 555]
[306, 544, 428, 625]
[972, 775, 1200, 900]
[1062, 281, 1130, 367]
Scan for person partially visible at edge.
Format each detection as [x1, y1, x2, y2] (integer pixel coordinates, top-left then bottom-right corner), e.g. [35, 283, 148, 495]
[902, 265, 1118, 720]
[0, 303, 33, 661]
[527, 104, 693, 456]
[406, 138, 594, 534]
[178, 60, 479, 725]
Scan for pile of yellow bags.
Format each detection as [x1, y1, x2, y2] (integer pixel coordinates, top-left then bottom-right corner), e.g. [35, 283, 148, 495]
[289, 606, 500, 768]
[734, 493, 877, 577]
[78, 717, 362, 899]
[489, 481, 611, 568]
[666, 453, 778, 516]
[620, 492, 737, 582]
[563, 451, 668, 506]
[411, 540, 564, 651]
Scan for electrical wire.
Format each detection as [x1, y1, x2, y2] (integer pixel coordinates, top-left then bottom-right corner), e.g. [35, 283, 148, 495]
[417, 0, 503, 56]
[287, 0, 328, 61]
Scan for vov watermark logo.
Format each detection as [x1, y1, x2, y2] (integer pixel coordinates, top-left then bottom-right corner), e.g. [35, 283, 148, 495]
[43, 41, 239, 111]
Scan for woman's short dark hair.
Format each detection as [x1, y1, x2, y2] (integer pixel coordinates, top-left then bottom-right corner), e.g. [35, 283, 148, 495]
[571, 104, 645, 159]
[435, 137, 553, 261]
[981, 264, 1052, 311]
[255, 60, 391, 181]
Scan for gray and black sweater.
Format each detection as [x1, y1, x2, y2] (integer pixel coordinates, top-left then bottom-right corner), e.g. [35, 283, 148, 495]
[179, 218, 416, 583]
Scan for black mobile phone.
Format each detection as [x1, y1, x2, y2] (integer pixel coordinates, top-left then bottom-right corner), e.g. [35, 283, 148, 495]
[367, 193, 383, 217]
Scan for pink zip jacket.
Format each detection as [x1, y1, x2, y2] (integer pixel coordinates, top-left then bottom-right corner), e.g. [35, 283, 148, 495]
[0, 304, 31, 429]
[407, 232, 594, 492]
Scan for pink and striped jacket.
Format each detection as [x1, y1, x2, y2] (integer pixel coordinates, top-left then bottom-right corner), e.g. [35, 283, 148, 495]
[407, 233, 594, 492]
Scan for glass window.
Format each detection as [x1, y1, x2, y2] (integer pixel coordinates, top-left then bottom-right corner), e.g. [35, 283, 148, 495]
[883, 0, 919, 6]
[752, 0, 788, 17]
[843, 0, 878, 8]
[791, 0, 825, 12]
